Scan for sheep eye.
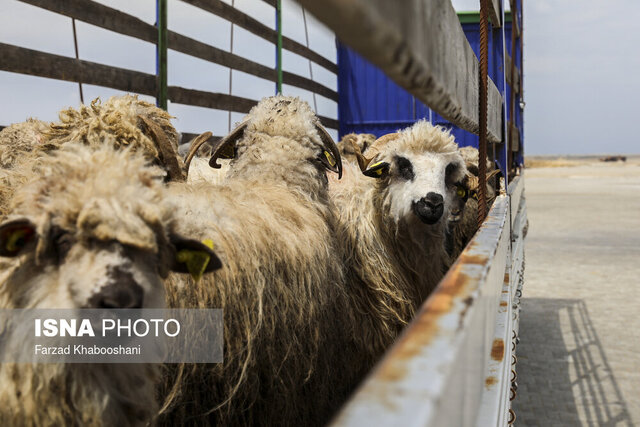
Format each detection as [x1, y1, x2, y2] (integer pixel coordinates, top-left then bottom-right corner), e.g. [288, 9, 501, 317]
[445, 163, 458, 177]
[0, 219, 37, 257]
[456, 186, 467, 198]
[395, 156, 414, 181]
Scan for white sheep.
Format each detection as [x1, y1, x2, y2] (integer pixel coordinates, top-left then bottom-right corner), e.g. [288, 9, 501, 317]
[159, 95, 353, 426]
[0, 143, 221, 426]
[0, 95, 185, 219]
[329, 120, 467, 369]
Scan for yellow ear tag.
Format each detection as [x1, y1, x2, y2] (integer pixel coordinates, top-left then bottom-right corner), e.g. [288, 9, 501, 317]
[368, 161, 385, 176]
[177, 239, 215, 282]
[324, 150, 336, 167]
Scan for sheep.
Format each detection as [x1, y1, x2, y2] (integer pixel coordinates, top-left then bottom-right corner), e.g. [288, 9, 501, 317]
[0, 118, 50, 169]
[328, 120, 467, 369]
[337, 132, 376, 163]
[0, 95, 185, 219]
[0, 142, 221, 426]
[158, 95, 354, 426]
[446, 146, 501, 260]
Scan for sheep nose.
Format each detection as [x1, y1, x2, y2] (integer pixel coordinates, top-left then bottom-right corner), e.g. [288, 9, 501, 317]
[425, 192, 444, 208]
[88, 268, 144, 309]
[412, 192, 444, 224]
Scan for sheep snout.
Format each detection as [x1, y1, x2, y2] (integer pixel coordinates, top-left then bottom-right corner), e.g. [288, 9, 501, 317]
[87, 267, 144, 309]
[412, 192, 444, 224]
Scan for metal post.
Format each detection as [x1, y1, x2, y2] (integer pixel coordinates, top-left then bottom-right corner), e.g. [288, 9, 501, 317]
[71, 18, 84, 104]
[275, 0, 283, 94]
[301, 6, 317, 112]
[478, 0, 489, 226]
[156, 0, 168, 110]
[228, 0, 235, 132]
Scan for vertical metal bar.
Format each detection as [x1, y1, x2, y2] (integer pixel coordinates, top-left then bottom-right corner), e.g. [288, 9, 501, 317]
[156, 0, 168, 110]
[301, 6, 317, 112]
[228, 0, 235, 131]
[71, 18, 84, 104]
[275, 0, 283, 94]
[508, 0, 517, 172]
[518, 0, 524, 164]
[478, 0, 490, 227]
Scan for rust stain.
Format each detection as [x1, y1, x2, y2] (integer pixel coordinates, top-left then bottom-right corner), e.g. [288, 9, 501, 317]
[491, 338, 505, 361]
[504, 272, 510, 283]
[500, 301, 508, 307]
[377, 264, 472, 383]
[485, 376, 497, 389]
[374, 207, 506, 385]
[458, 253, 487, 265]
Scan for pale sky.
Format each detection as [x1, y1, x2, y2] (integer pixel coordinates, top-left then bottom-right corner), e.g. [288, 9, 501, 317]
[1, 0, 639, 155]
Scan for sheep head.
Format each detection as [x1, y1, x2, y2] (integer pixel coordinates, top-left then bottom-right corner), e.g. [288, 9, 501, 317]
[338, 133, 376, 161]
[209, 95, 343, 179]
[353, 120, 467, 228]
[0, 143, 221, 310]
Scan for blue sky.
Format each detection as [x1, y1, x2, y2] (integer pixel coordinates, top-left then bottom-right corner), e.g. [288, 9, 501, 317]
[1, 0, 639, 155]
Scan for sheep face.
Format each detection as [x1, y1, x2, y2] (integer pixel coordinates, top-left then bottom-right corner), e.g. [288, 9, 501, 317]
[372, 151, 466, 226]
[449, 175, 471, 224]
[357, 121, 466, 228]
[0, 144, 221, 310]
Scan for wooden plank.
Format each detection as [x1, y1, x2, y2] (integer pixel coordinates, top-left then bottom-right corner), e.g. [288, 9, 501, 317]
[168, 86, 256, 112]
[0, 43, 345, 130]
[0, 42, 157, 96]
[297, 0, 503, 142]
[488, 0, 502, 28]
[260, 0, 277, 9]
[18, 0, 338, 102]
[180, 0, 338, 74]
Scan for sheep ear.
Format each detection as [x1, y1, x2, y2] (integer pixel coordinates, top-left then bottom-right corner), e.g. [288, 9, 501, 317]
[0, 218, 38, 258]
[363, 161, 390, 178]
[315, 123, 343, 179]
[171, 235, 222, 281]
[209, 120, 248, 169]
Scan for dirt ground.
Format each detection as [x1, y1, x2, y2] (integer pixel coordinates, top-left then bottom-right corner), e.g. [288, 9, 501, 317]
[512, 157, 640, 426]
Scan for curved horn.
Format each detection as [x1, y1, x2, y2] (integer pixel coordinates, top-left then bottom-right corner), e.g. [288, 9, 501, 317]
[209, 120, 248, 169]
[352, 132, 399, 172]
[184, 131, 213, 175]
[139, 115, 185, 182]
[314, 122, 343, 179]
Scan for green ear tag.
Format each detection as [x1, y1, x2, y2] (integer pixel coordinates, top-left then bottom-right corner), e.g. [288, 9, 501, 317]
[177, 239, 215, 282]
[324, 150, 336, 167]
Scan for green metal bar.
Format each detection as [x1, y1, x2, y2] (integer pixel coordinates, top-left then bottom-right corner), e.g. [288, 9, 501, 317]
[275, 0, 283, 94]
[156, 0, 168, 109]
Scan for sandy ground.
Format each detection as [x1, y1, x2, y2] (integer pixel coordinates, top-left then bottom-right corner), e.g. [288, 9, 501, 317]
[512, 159, 640, 426]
